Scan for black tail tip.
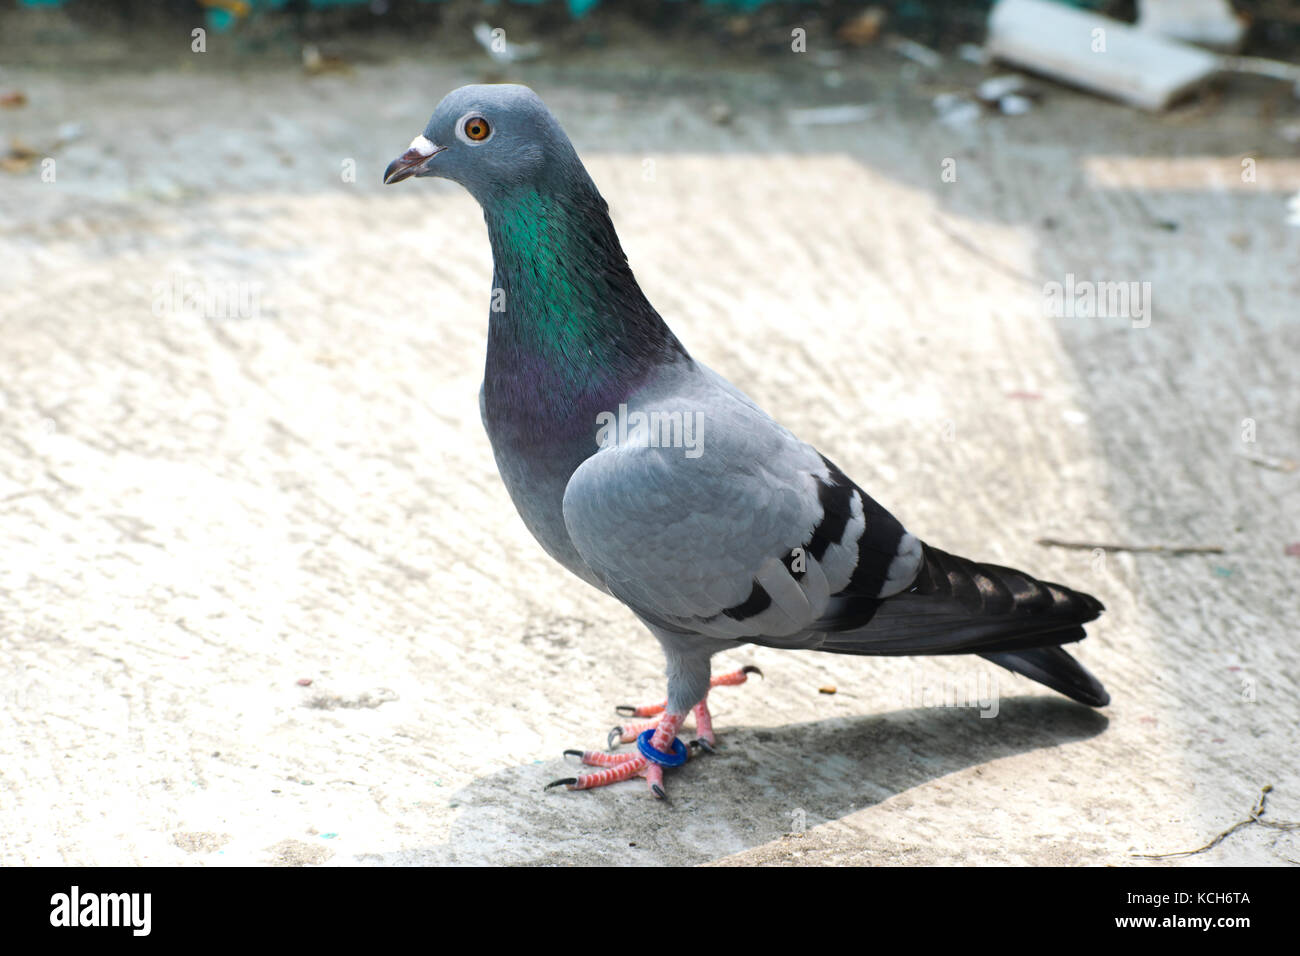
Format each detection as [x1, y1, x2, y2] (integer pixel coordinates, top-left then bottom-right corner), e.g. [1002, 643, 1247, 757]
[982, 646, 1110, 707]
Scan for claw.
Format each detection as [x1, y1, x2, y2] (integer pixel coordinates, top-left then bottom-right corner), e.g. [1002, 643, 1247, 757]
[615, 700, 666, 719]
[551, 673, 760, 796]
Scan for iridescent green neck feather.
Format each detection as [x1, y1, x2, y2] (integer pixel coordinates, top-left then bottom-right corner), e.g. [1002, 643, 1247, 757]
[482, 185, 686, 434]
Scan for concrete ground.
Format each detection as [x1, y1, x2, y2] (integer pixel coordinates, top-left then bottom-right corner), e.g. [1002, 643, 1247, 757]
[2, 32, 1298, 866]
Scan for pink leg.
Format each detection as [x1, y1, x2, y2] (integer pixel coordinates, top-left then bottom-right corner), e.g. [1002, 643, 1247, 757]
[547, 665, 762, 799]
[548, 753, 651, 791]
[614, 666, 761, 721]
[609, 666, 760, 745]
[649, 711, 685, 753]
[549, 712, 685, 799]
[616, 701, 666, 719]
[644, 762, 665, 796]
[689, 665, 757, 750]
[564, 749, 641, 767]
[711, 665, 761, 688]
[609, 714, 662, 747]
[693, 698, 716, 748]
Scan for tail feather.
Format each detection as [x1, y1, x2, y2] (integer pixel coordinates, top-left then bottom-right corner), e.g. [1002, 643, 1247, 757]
[911, 544, 1104, 623]
[806, 544, 1110, 706]
[981, 645, 1110, 707]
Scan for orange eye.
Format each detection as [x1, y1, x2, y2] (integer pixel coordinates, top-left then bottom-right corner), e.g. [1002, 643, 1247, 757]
[464, 117, 491, 141]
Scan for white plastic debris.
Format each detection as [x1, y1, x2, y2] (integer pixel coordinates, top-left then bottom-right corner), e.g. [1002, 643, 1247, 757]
[1137, 0, 1246, 53]
[786, 104, 879, 126]
[991, 0, 1300, 109]
[998, 94, 1034, 115]
[55, 122, 83, 144]
[473, 22, 541, 65]
[987, 0, 1220, 111]
[888, 37, 943, 70]
[976, 75, 1039, 114]
[932, 94, 981, 128]
[976, 75, 1027, 102]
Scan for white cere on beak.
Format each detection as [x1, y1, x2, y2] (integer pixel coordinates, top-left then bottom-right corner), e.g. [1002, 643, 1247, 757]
[408, 135, 438, 157]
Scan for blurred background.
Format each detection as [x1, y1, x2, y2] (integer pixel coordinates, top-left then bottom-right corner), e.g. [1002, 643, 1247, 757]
[2, 1, 1298, 866]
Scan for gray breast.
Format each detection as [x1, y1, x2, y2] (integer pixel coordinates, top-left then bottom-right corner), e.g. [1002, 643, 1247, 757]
[478, 381, 606, 590]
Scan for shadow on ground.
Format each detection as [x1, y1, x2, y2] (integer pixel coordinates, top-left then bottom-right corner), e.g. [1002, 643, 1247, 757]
[360, 697, 1107, 865]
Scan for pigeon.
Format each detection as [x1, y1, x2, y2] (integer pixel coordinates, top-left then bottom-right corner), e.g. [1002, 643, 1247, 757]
[384, 84, 1109, 799]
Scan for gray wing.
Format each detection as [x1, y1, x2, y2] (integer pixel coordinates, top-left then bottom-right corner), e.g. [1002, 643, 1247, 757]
[561, 366, 921, 643]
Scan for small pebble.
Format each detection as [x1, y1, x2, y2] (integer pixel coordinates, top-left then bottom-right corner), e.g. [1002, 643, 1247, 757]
[999, 94, 1034, 116]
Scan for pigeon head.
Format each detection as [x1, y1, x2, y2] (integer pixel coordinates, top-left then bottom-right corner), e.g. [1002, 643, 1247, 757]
[383, 84, 592, 205]
[382, 83, 682, 394]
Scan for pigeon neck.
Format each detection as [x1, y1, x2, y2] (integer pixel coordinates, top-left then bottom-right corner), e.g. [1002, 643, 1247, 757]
[482, 185, 686, 427]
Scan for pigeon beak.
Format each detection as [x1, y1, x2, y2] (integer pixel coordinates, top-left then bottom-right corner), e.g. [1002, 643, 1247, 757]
[383, 135, 446, 185]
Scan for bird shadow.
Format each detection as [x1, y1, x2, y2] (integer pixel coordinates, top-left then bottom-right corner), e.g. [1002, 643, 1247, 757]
[359, 696, 1107, 866]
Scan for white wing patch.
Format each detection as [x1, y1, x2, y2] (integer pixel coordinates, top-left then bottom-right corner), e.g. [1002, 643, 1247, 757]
[880, 532, 923, 597]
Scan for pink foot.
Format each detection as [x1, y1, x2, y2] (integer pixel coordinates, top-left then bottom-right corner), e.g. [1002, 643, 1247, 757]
[546, 665, 762, 798]
[609, 665, 761, 746]
[548, 713, 686, 799]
